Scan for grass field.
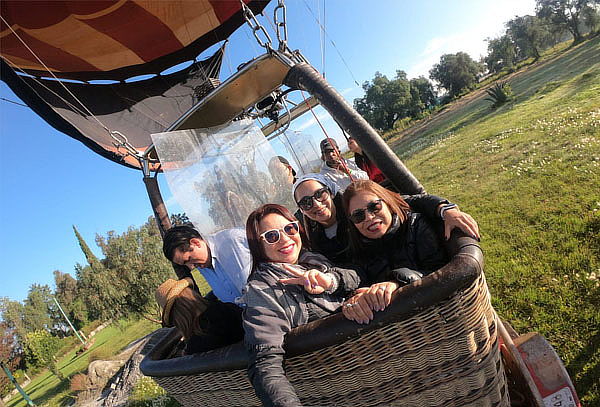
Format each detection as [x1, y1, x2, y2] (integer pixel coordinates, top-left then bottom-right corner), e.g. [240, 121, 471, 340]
[6, 318, 158, 407]
[390, 37, 599, 404]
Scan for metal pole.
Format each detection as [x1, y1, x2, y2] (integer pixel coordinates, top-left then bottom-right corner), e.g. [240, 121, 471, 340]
[141, 160, 172, 238]
[52, 297, 85, 346]
[283, 63, 425, 195]
[1, 362, 36, 407]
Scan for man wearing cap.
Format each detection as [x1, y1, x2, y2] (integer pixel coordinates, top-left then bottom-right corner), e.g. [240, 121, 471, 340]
[319, 137, 368, 192]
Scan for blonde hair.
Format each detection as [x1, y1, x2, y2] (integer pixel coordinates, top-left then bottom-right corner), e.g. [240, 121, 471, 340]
[169, 287, 209, 340]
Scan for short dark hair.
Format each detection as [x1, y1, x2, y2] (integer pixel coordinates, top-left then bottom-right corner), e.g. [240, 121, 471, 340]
[162, 225, 203, 261]
[245, 204, 309, 271]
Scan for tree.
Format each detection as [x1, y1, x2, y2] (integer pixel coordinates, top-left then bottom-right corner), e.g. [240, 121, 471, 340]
[409, 76, 437, 116]
[429, 52, 484, 98]
[22, 330, 63, 379]
[22, 284, 56, 334]
[582, 3, 600, 35]
[354, 71, 434, 131]
[536, 0, 598, 43]
[53, 270, 88, 329]
[485, 35, 518, 73]
[506, 15, 553, 60]
[75, 219, 174, 321]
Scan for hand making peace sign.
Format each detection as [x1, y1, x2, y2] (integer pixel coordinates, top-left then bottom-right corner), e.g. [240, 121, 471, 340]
[278, 264, 334, 294]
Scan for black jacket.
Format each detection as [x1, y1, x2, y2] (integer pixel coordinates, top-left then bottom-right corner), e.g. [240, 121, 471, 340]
[300, 193, 447, 265]
[356, 212, 448, 285]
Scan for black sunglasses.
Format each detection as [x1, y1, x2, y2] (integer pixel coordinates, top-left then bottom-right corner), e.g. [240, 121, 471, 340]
[259, 221, 300, 244]
[349, 199, 384, 224]
[296, 187, 330, 211]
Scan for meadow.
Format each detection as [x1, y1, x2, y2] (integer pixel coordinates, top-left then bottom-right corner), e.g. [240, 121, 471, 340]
[391, 36, 600, 404]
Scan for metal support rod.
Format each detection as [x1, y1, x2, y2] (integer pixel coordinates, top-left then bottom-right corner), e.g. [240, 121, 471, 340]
[1, 362, 36, 407]
[143, 176, 172, 238]
[52, 297, 85, 346]
[283, 63, 425, 195]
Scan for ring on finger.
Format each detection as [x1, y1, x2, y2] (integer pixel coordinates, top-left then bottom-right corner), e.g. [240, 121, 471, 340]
[344, 303, 354, 308]
[378, 287, 386, 291]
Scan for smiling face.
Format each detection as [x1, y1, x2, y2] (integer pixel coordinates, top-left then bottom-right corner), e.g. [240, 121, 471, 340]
[258, 213, 302, 264]
[172, 238, 211, 270]
[294, 180, 337, 227]
[347, 191, 393, 239]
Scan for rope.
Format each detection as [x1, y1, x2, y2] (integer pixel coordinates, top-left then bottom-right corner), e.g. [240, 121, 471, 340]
[299, 90, 354, 181]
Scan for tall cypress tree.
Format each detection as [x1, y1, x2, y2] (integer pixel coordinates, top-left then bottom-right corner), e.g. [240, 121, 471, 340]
[72, 225, 99, 265]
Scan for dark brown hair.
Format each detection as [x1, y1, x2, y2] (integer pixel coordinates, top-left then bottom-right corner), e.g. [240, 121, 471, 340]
[245, 203, 309, 271]
[342, 180, 410, 258]
[169, 287, 209, 340]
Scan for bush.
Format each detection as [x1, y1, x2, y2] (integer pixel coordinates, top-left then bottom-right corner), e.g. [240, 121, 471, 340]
[128, 377, 179, 407]
[485, 81, 513, 108]
[69, 373, 88, 392]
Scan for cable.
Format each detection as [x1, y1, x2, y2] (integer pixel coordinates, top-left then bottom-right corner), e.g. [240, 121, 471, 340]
[0, 97, 29, 108]
[301, 0, 360, 86]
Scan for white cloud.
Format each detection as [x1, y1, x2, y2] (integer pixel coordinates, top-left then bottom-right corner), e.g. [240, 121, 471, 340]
[407, 0, 536, 79]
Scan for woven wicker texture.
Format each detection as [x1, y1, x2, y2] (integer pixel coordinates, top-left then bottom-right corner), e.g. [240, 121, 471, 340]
[154, 274, 509, 407]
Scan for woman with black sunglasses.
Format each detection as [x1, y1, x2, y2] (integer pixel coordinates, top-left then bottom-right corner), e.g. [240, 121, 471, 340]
[292, 173, 479, 265]
[243, 203, 363, 407]
[340, 179, 449, 325]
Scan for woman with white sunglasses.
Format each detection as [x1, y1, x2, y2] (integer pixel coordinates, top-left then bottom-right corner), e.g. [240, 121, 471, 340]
[340, 179, 450, 325]
[242, 203, 363, 407]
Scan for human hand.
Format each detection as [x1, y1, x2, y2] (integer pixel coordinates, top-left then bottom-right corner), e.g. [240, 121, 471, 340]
[360, 282, 399, 312]
[442, 208, 480, 240]
[341, 288, 373, 324]
[279, 264, 334, 294]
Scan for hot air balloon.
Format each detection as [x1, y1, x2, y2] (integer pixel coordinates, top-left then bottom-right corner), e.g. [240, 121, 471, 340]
[0, 2, 580, 406]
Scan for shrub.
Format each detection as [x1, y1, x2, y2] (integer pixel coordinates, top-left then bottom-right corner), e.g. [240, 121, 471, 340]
[485, 81, 513, 108]
[129, 377, 179, 407]
[69, 373, 88, 392]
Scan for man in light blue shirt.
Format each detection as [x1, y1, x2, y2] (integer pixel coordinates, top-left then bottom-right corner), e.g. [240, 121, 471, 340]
[162, 225, 251, 304]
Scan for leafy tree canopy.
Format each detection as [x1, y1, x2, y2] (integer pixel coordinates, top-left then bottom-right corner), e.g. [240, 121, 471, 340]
[429, 52, 484, 98]
[536, 0, 599, 43]
[353, 71, 437, 131]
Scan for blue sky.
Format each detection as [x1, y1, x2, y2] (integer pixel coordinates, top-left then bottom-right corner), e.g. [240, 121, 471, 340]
[0, 0, 535, 302]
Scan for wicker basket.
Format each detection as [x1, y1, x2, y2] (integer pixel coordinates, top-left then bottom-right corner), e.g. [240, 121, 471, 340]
[142, 234, 509, 407]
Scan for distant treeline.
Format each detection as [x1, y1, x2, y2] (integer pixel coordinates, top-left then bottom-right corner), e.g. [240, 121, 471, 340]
[354, 0, 600, 131]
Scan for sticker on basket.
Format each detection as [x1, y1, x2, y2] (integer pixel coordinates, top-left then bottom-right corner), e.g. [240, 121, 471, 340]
[543, 387, 576, 407]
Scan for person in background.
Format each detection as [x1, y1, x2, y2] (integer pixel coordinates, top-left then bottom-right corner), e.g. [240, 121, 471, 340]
[242, 203, 363, 407]
[319, 137, 368, 192]
[155, 278, 244, 354]
[268, 155, 297, 185]
[347, 136, 386, 183]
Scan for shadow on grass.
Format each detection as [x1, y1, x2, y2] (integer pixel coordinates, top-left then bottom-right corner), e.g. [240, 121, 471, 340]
[567, 331, 600, 403]
[30, 378, 70, 407]
[512, 36, 600, 105]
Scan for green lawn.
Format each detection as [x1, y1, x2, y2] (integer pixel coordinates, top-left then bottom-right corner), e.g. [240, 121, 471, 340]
[6, 318, 158, 407]
[391, 37, 600, 405]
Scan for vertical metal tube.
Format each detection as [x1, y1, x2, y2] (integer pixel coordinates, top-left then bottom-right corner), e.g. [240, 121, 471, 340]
[283, 63, 425, 194]
[143, 176, 172, 238]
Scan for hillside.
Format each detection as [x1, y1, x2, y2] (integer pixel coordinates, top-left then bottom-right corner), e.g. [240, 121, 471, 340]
[389, 37, 600, 404]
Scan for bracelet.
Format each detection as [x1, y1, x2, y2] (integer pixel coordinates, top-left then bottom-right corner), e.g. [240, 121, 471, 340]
[440, 203, 458, 220]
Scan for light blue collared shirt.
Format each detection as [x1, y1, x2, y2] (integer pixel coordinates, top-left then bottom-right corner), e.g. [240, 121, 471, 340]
[197, 228, 251, 304]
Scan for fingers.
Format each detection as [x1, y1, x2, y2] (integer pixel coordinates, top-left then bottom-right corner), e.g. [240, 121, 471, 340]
[444, 210, 481, 240]
[342, 298, 373, 324]
[281, 264, 306, 277]
[278, 277, 307, 286]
